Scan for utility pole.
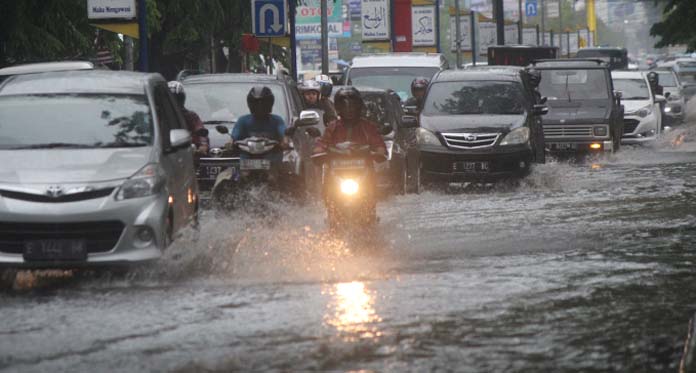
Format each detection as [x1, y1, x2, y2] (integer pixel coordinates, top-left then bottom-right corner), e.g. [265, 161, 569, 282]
[124, 36, 134, 71]
[558, 0, 563, 55]
[541, 0, 546, 44]
[137, 0, 148, 72]
[290, 0, 297, 80]
[455, 0, 462, 68]
[494, 0, 505, 45]
[320, 0, 329, 75]
[471, 11, 477, 66]
[518, 0, 523, 44]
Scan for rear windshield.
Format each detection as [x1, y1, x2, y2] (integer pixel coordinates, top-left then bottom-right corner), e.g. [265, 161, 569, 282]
[347, 67, 439, 101]
[423, 81, 526, 115]
[184, 82, 288, 124]
[0, 94, 152, 150]
[539, 69, 610, 101]
[613, 79, 650, 100]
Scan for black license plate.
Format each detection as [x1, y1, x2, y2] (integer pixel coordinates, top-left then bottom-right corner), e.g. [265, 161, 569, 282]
[24, 239, 87, 261]
[197, 164, 235, 180]
[548, 142, 577, 151]
[453, 161, 490, 172]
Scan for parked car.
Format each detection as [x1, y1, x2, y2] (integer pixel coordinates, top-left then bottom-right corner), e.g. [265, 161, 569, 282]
[345, 53, 448, 102]
[403, 68, 548, 188]
[612, 71, 665, 144]
[654, 68, 686, 126]
[0, 61, 94, 84]
[331, 86, 413, 194]
[0, 70, 198, 268]
[180, 73, 317, 199]
[533, 59, 623, 154]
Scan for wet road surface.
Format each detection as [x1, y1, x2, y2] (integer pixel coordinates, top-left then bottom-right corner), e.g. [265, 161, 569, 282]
[3, 128, 696, 372]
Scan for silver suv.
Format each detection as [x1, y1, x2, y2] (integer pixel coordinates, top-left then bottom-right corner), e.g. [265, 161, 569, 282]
[0, 70, 198, 268]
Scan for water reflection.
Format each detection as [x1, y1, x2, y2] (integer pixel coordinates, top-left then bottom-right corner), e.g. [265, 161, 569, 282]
[324, 281, 382, 339]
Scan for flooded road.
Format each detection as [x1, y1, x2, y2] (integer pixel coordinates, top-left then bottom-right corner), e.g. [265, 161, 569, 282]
[3, 134, 696, 372]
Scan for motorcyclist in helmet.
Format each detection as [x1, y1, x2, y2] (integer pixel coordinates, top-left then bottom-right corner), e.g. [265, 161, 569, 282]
[168, 81, 209, 155]
[525, 68, 543, 104]
[300, 79, 338, 123]
[229, 86, 287, 165]
[647, 71, 666, 128]
[404, 77, 429, 114]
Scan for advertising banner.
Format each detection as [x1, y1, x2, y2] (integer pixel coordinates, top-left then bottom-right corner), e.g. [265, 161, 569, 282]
[362, 0, 390, 40]
[412, 6, 436, 46]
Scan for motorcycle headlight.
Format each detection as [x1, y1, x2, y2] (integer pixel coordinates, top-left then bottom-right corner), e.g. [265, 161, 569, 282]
[500, 127, 530, 146]
[340, 178, 359, 195]
[115, 163, 165, 201]
[417, 128, 442, 146]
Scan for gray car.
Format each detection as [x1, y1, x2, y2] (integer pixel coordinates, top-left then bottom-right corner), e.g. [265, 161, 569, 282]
[0, 70, 199, 268]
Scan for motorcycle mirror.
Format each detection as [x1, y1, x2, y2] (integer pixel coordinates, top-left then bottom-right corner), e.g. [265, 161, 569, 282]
[215, 125, 229, 134]
[296, 110, 320, 127]
[540, 96, 548, 104]
[665, 91, 671, 98]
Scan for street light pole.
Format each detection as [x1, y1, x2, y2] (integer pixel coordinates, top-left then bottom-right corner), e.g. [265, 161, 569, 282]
[320, 0, 329, 75]
[455, 0, 462, 68]
[518, 0, 523, 44]
[137, 0, 148, 72]
[494, 0, 505, 45]
[541, 0, 546, 44]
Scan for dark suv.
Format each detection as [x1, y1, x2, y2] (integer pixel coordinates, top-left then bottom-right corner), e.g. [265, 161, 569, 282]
[403, 67, 547, 187]
[532, 59, 623, 154]
[180, 73, 316, 197]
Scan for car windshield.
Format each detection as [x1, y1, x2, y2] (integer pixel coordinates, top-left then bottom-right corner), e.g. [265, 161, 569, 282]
[656, 72, 677, 87]
[613, 78, 650, 100]
[423, 81, 526, 115]
[539, 69, 610, 101]
[347, 67, 439, 101]
[184, 82, 288, 124]
[0, 94, 152, 150]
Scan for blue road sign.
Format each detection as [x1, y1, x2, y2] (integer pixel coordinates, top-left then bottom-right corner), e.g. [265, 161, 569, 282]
[252, 0, 287, 37]
[525, 0, 538, 17]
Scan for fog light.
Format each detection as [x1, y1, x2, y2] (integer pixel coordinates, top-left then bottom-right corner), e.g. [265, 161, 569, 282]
[590, 143, 602, 150]
[136, 227, 154, 243]
[593, 126, 608, 136]
[340, 179, 359, 195]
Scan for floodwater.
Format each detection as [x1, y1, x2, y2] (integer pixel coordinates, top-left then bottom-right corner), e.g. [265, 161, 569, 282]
[3, 119, 696, 372]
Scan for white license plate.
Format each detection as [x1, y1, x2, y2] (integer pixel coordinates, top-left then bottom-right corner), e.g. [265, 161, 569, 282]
[240, 159, 271, 170]
[453, 161, 489, 172]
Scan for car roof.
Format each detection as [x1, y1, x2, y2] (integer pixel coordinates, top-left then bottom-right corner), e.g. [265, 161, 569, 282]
[0, 70, 163, 96]
[181, 73, 291, 85]
[531, 59, 608, 69]
[350, 53, 445, 68]
[611, 71, 645, 79]
[432, 68, 521, 82]
[0, 61, 94, 76]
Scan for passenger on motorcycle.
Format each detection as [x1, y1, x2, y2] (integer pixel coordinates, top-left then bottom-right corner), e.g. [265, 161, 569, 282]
[229, 86, 287, 165]
[300, 79, 338, 123]
[404, 77, 429, 115]
[168, 81, 209, 155]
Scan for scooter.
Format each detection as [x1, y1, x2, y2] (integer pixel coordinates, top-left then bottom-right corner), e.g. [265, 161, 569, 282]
[312, 141, 386, 232]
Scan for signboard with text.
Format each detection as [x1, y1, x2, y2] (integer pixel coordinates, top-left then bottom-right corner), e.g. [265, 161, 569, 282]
[87, 0, 136, 20]
[412, 6, 436, 46]
[362, 0, 390, 40]
[295, 0, 350, 40]
[449, 16, 472, 51]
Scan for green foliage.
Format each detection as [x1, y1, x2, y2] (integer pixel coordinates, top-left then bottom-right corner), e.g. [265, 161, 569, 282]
[651, 0, 696, 51]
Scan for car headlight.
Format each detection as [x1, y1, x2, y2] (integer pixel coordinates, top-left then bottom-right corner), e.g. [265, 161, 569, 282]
[593, 126, 608, 136]
[500, 127, 530, 146]
[115, 163, 165, 201]
[632, 106, 652, 118]
[417, 128, 442, 146]
[664, 106, 672, 113]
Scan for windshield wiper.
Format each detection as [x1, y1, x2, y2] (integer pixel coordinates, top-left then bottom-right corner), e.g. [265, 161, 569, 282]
[9, 142, 95, 150]
[97, 142, 149, 148]
[203, 120, 236, 124]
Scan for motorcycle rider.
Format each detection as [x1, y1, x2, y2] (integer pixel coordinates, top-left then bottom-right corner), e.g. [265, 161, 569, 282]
[647, 71, 667, 128]
[229, 86, 287, 165]
[404, 77, 429, 115]
[300, 79, 338, 123]
[525, 68, 543, 103]
[168, 81, 209, 155]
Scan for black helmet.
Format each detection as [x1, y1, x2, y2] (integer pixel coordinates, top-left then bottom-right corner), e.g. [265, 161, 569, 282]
[411, 77, 429, 95]
[168, 81, 186, 106]
[334, 86, 364, 122]
[247, 86, 274, 117]
[647, 71, 659, 84]
[527, 68, 541, 87]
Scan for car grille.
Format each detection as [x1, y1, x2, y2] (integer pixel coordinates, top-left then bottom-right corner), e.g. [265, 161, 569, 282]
[0, 188, 115, 203]
[441, 133, 500, 149]
[623, 119, 640, 134]
[543, 125, 593, 138]
[0, 221, 125, 254]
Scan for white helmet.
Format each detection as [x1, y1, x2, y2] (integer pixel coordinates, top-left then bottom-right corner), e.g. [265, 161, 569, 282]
[314, 74, 333, 97]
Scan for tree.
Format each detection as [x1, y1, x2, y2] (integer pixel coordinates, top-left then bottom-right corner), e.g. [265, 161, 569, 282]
[651, 0, 696, 51]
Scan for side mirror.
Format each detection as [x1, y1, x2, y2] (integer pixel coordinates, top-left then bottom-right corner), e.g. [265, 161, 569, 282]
[170, 129, 192, 149]
[215, 125, 229, 134]
[665, 91, 671, 98]
[539, 96, 548, 104]
[532, 104, 549, 116]
[401, 115, 419, 128]
[380, 123, 394, 135]
[614, 90, 623, 100]
[655, 94, 667, 104]
[296, 110, 320, 127]
[195, 127, 209, 137]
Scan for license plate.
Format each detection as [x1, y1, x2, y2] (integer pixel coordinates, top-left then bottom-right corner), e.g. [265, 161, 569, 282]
[24, 239, 87, 261]
[331, 159, 366, 169]
[453, 161, 489, 172]
[197, 164, 231, 180]
[240, 159, 271, 170]
[548, 142, 577, 151]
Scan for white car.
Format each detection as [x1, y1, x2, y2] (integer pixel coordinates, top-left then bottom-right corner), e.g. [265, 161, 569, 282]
[612, 71, 665, 145]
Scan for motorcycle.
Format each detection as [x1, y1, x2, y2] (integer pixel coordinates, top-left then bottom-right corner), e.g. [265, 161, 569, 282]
[312, 141, 386, 232]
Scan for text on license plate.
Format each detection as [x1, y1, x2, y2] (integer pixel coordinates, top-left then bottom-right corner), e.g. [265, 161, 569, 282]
[197, 165, 230, 180]
[453, 161, 489, 172]
[240, 159, 271, 170]
[548, 142, 577, 150]
[24, 239, 87, 261]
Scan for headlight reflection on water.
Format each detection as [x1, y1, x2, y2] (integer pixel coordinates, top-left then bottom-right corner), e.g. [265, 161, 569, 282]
[324, 281, 382, 339]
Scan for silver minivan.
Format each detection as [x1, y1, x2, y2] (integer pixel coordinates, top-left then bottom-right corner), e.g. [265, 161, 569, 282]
[0, 70, 198, 268]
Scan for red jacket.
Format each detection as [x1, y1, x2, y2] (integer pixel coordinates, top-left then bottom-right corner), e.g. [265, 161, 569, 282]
[314, 118, 387, 155]
[182, 109, 209, 148]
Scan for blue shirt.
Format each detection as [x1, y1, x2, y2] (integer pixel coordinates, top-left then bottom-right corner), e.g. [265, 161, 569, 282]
[232, 114, 286, 163]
